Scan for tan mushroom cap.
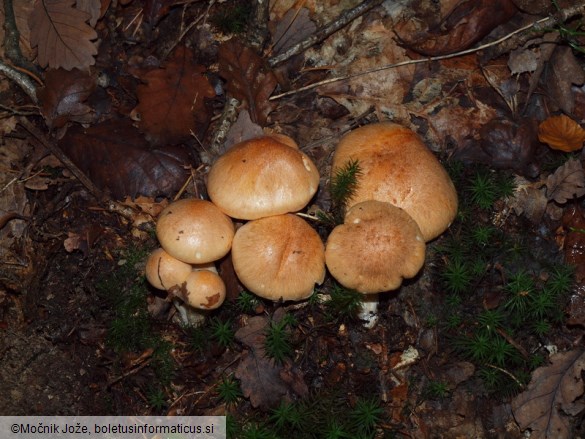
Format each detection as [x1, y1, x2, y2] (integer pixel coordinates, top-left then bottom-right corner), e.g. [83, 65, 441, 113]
[332, 122, 458, 241]
[325, 200, 426, 294]
[145, 248, 193, 291]
[231, 214, 325, 301]
[207, 136, 320, 220]
[156, 199, 235, 264]
[173, 269, 226, 310]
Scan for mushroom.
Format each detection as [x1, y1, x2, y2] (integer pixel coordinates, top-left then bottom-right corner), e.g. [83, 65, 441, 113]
[206, 135, 320, 220]
[156, 198, 235, 264]
[325, 200, 426, 294]
[145, 247, 193, 291]
[332, 122, 457, 241]
[172, 269, 227, 310]
[231, 214, 326, 301]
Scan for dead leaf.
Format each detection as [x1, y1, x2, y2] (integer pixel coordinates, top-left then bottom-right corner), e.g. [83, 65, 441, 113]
[512, 349, 585, 439]
[223, 110, 264, 152]
[134, 46, 215, 144]
[538, 114, 585, 152]
[396, 0, 518, 56]
[545, 46, 585, 114]
[507, 177, 548, 223]
[29, 0, 98, 70]
[76, 0, 101, 26]
[37, 68, 97, 128]
[234, 314, 307, 410]
[218, 40, 278, 126]
[545, 158, 585, 204]
[269, 7, 316, 56]
[59, 119, 195, 199]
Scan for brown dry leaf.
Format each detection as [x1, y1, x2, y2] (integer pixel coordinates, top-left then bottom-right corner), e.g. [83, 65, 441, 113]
[218, 40, 278, 126]
[37, 68, 97, 128]
[545, 46, 585, 114]
[224, 110, 263, 152]
[76, 0, 102, 27]
[0, 0, 35, 60]
[269, 7, 316, 56]
[134, 46, 215, 144]
[234, 314, 307, 410]
[538, 114, 585, 152]
[512, 349, 585, 439]
[545, 157, 585, 204]
[507, 177, 547, 223]
[396, 0, 518, 56]
[29, 0, 98, 70]
[59, 119, 194, 199]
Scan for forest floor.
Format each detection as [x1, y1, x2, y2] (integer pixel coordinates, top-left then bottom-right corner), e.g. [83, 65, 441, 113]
[1, 0, 585, 438]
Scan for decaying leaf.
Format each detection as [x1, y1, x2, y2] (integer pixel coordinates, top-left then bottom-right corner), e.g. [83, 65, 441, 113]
[544, 46, 585, 115]
[37, 68, 97, 128]
[76, 0, 102, 27]
[397, 0, 518, 56]
[507, 176, 548, 223]
[545, 158, 585, 204]
[218, 40, 278, 126]
[59, 119, 195, 199]
[512, 349, 585, 439]
[234, 314, 308, 410]
[134, 46, 216, 144]
[269, 7, 316, 56]
[538, 114, 585, 152]
[29, 0, 98, 70]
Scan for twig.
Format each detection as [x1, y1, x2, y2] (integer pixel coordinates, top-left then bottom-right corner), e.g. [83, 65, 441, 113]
[0, 60, 38, 104]
[268, 0, 385, 67]
[18, 118, 108, 203]
[270, 4, 585, 100]
[2, 0, 40, 76]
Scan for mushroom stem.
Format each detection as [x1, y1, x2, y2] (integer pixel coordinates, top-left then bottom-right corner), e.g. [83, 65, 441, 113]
[359, 294, 379, 329]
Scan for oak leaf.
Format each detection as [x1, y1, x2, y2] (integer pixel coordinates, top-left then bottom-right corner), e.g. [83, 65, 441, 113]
[134, 46, 215, 144]
[538, 114, 585, 152]
[512, 350, 585, 439]
[545, 157, 585, 204]
[29, 0, 98, 70]
[218, 40, 277, 126]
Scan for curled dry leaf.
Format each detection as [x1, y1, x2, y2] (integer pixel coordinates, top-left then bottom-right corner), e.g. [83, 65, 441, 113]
[512, 349, 585, 439]
[396, 0, 517, 56]
[218, 40, 278, 126]
[545, 157, 585, 204]
[538, 114, 585, 152]
[29, 0, 98, 70]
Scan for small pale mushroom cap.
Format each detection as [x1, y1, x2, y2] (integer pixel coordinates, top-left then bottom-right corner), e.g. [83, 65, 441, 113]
[231, 214, 326, 301]
[156, 199, 235, 264]
[325, 200, 426, 294]
[145, 248, 193, 290]
[332, 122, 458, 241]
[174, 269, 226, 310]
[207, 136, 320, 220]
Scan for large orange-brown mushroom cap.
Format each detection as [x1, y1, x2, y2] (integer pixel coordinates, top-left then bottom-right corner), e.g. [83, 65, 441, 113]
[231, 214, 325, 301]
[207, 136, 320, 220]
[332, 122, 458, 241]
[173, 269, 226, 310]
[156, 199, 235, 264]
[325, 200, 426, 294]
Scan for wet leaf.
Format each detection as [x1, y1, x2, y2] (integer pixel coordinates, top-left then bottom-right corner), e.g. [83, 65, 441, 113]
[545, 158, 585, 204]
[37, 68, 97, 128]
[218, 40, 278, 126]
[538, 114, 585, 152]
[29, 0, 98, 70]
[512, 349, 585, 439]
[59, 119, 194, 199]
[134, 46, 216, 144]
[397, 0, 517, 56]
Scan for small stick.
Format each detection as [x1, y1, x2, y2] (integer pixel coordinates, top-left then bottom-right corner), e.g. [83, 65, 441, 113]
[18, 118, 108, 203]
[270, 4, 585, 100]
[268, 0, 385, 67]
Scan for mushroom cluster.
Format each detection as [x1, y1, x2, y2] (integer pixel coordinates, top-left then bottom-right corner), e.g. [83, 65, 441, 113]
[145, 135, 325, 311]
[326, 123, 458, 294]
[145, 198, 234, 311]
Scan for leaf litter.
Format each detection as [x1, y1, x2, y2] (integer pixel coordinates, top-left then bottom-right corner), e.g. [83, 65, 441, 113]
[1, 0, 585, 435]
